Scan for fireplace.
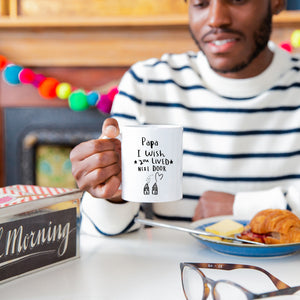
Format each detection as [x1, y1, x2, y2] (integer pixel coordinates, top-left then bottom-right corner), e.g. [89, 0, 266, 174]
[4, 107, 106, 187]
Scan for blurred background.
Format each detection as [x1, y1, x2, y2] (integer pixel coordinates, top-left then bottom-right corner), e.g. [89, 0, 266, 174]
[287, 0, 300, 10]
[0, 0, 299, 189]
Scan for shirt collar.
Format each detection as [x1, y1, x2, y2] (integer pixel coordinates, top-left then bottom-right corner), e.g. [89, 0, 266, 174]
[197, 41, 292, 99]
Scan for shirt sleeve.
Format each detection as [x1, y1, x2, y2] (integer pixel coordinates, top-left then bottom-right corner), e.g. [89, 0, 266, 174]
[233, 186, 287, 219]
[80, 192, 142, 236]
[286, 186, 300, 218]
[110, 59, 156, 126]
[80, 65, 146, 236]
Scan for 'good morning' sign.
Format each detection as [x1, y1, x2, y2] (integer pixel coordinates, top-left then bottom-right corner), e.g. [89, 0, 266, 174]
[0, 208, 77, 282]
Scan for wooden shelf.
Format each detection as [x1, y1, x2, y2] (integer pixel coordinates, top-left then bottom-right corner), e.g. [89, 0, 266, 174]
[0, 11, 298, 28]
[273, 11, 300, 25]
[0, 14, 190, 27]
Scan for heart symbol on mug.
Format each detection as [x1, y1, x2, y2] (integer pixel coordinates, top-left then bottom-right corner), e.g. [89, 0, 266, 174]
[155, 172, 164, 181]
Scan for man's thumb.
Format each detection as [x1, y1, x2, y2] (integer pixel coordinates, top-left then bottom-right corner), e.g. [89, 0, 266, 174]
[100, 118, 120, 139]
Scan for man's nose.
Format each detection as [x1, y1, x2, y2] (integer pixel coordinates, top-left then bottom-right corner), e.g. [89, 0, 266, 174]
[207, 0, 232, 28]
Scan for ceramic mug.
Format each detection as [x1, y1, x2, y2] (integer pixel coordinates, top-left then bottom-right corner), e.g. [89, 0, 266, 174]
[121, 125, 183, 203]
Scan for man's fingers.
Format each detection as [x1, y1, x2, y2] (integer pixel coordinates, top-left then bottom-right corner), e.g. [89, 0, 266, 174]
[76, 163, 121, 190]
[70, 138, 120, 162]
[72, 150, 120, 180]
[90, 175, 122, 199]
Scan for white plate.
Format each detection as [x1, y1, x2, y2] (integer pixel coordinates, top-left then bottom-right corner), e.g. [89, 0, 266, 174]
[191, 216, 300, 257]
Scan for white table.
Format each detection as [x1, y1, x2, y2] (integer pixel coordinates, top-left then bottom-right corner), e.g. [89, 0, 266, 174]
[1, 225, 300, 300]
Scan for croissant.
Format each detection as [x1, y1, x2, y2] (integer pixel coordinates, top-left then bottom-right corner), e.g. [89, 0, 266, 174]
[240, 209, 300, 244]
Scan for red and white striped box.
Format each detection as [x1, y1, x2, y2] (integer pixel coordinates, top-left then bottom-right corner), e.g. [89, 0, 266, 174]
[0, 185, 83, 283]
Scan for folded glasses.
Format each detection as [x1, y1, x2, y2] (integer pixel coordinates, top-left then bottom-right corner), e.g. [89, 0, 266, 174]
[180, 262, 300, 300]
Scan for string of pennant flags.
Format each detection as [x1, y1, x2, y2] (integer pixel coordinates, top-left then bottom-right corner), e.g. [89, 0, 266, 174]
[0, 29, 300, 113]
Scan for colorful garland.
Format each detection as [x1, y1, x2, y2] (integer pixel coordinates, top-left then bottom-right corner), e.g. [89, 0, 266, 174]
[0, 30, 299, 113]
[0, 56, 118, 113]
[279, 29, 300, 53]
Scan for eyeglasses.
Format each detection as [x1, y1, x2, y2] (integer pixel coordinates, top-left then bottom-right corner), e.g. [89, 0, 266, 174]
[180, 262, 300, 300]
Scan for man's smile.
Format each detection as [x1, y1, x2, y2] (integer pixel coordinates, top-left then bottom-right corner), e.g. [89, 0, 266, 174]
[210, 38, 236, 46]
[202, 32, 241, 54]
[208, 38, 239, 53]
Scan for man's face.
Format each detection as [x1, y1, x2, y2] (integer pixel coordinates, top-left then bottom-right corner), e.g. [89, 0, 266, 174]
[188, 0, 274, 78]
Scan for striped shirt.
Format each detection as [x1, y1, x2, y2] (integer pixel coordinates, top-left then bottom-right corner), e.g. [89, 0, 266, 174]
[81, 42, 300, 235]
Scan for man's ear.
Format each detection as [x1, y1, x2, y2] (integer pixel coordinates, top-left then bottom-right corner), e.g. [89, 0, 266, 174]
[271, 0, 286, 15]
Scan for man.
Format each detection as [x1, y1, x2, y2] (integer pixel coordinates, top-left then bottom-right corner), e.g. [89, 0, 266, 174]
[70, 0, 300, 235]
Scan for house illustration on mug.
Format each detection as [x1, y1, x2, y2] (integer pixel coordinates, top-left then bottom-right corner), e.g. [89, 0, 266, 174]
[143, 172, 163, 196]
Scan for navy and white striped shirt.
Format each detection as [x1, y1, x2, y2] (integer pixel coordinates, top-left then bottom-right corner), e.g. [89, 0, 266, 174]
[81, 42, 300, 235]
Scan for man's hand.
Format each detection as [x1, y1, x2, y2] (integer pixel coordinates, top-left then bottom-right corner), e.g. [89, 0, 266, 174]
[70, 118, 123, 202]
[192, 191, 234, 221]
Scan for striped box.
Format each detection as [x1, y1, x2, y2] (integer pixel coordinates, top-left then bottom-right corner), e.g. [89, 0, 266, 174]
[0, 185, 82, 283]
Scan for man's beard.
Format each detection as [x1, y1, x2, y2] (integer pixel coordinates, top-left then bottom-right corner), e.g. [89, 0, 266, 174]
[189, 7, 272, 74]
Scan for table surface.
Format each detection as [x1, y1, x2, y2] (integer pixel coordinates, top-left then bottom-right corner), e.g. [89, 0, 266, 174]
[1, 224, 300, 300]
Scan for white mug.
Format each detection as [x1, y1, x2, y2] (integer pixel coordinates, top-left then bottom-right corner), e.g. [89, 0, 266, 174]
[121, 125, 183, 203]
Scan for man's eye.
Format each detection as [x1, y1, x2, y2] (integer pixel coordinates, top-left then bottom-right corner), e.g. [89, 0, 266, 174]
[192, 0, 209, 8]
[231, 0, 247, 4]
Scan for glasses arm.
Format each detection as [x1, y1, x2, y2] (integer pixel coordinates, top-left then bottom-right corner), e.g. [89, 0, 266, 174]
[254, 285, 300, 299]
[187, 263, 290, 289]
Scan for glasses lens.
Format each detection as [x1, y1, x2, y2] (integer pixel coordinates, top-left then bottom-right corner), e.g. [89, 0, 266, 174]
[214, 282, 248, 300]
[182, 265, 205, 300]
